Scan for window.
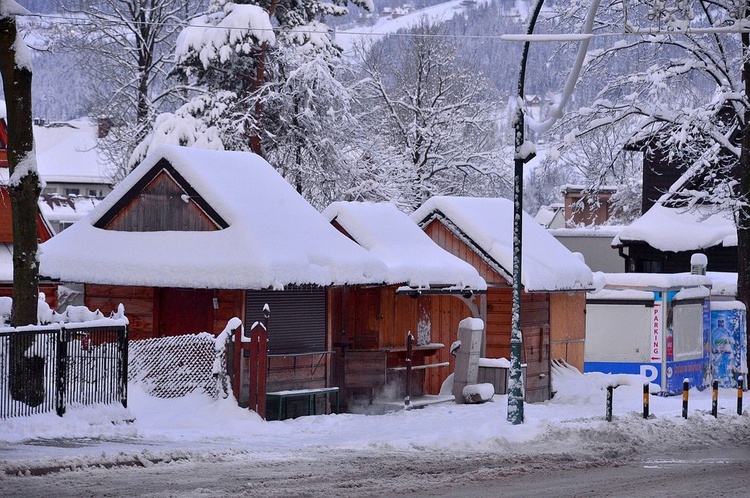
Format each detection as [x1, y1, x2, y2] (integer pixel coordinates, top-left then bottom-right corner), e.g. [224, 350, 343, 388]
[64, 188, 80, 196]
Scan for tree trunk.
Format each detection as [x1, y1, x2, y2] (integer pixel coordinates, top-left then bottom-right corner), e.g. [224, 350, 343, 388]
[1, 14, 43, 405]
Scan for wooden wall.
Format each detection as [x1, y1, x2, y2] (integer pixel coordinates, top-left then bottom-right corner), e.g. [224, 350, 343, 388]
[550, 292, 586, 371]
[85, 284, 244, 341]
[328, 285, 477, 398]
[103, 171, 219, 232]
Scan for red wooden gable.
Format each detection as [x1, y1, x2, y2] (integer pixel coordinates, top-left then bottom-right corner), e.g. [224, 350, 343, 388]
[0, 118, 8, 168]
[97, 159, 228, 232]
[0, 187, 54, 244]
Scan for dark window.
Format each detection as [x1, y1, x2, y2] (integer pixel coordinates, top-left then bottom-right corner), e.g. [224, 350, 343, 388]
[65, 188, 80, 196]
[640, 260, 663, 273]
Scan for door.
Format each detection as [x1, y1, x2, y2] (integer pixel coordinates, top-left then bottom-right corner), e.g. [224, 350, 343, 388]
[158, 288, 215, 336]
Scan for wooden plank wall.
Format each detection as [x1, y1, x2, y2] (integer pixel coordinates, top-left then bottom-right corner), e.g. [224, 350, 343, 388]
[86, 284, 155, 340]
[85, 284, 244, 341]
[549, 292, 586, 371]
[423, 220, 506, 285]
[104, 172, 218, 232]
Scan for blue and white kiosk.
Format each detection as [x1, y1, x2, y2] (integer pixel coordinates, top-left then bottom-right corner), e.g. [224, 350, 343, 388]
[585, 272, 712, 395]
[706, 271, 748, 388]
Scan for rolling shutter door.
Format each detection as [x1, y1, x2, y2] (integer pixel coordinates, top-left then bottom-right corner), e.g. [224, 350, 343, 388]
[245, 286, 327, 354]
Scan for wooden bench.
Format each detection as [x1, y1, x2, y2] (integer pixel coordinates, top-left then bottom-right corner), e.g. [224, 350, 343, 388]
[265, 387, 340, 421]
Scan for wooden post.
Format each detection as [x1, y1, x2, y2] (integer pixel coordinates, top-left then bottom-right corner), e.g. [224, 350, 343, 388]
[404, 332, 414, 407]
[643, 383, 649, 419]
[249, 321, 268, 419]
[606, 385, 613, 422]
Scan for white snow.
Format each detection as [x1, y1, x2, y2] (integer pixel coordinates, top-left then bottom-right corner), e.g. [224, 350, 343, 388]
[34, 119, 112, 185]
[39, 145, 388, 289]
[412, 196, 594, 292]
[322, 201, 486, 290]
[1, 367, 747, 478]
[613, 203, 737, 251]
[175, 4, 275, 69]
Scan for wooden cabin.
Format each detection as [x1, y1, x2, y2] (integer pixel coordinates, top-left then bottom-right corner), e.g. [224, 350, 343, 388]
[323, 201, 487, 406]
[412, 197, 594, 402]
[39, 145, 388, 417]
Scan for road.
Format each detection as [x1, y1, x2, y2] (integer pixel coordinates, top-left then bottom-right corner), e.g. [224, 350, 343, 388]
[2, 445, 748, 497]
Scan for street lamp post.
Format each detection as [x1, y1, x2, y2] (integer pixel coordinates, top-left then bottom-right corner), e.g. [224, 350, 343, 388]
[508, 0, 545, 426]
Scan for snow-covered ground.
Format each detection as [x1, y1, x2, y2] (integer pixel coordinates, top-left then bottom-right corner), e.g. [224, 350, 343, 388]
[1, 369, 748, 484]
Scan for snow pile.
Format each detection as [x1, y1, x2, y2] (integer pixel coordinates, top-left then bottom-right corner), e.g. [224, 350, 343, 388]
[2, 360, 748, 477]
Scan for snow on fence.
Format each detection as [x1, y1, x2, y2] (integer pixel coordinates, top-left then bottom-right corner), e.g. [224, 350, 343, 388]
[0, 303, 129, 419]
[128, 330, 232, 400]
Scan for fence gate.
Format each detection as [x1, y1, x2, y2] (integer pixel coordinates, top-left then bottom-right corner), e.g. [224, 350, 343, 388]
[0, 324, 128, 419]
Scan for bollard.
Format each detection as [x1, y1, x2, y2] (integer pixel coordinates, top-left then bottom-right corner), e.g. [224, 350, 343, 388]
[682, 379, 689, 419]
[712, 380, 719, 418]
[739, 375, 745, 416]
[606, 385, 613, 422]
[643, 383, 649, 419]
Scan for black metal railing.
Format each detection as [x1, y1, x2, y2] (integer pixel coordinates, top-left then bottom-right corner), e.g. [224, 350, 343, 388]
[0, 324, 128, 418]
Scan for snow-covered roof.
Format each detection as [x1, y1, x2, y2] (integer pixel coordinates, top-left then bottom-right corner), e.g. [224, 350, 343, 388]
[412, 196, 594, 292]
[39, 145, 387, 289]
[613, 203, 736, 251]
[34, 119, 112, 185]
[587, 271, 712, 301]
[38, 194, 101, 225]
[322, 201, 486, 290]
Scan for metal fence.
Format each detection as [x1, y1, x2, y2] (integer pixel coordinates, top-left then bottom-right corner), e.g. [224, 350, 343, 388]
[0, 324, 128, 419]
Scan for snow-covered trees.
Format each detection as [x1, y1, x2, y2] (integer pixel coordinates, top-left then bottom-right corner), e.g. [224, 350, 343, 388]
[131, 0, 370, 207]
[350, 18, 511, 210]
[51, 0, 202, 180]
[541, 1, 750, 335]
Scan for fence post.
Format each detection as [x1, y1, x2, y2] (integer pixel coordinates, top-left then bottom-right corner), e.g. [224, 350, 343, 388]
[712, 379, 719, 418]
[119, 325, 129, 409]
[682, 379, 689, 419]
[55, 327, 68, 417]
[643, 383, 649, 419]
[404, 332, 413, 407]
[606, 385, 613, 422]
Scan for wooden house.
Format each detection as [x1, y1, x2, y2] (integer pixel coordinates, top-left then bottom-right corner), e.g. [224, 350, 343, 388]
[323, 201, 487, 405]
[617, 104, 740, 273]
[412, 197, 595, 402]
[38, 145, 388, 416]
[613, 202, 737, 274]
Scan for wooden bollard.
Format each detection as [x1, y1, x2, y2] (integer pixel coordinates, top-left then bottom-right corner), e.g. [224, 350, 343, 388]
[643, 383, 649, 419]
[606, 385, 613, 422]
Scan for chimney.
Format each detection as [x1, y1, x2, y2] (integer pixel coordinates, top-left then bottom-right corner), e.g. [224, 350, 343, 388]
[690, 253, 708, 275]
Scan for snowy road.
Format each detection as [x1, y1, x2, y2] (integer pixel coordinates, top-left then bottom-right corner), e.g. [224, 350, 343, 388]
[1, 444, 748, 497]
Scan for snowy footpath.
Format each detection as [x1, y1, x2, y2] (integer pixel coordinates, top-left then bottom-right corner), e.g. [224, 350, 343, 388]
[1, 370, 749, 496]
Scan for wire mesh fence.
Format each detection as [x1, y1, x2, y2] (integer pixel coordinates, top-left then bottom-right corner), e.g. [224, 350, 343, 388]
[128, 332, 222, 399]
